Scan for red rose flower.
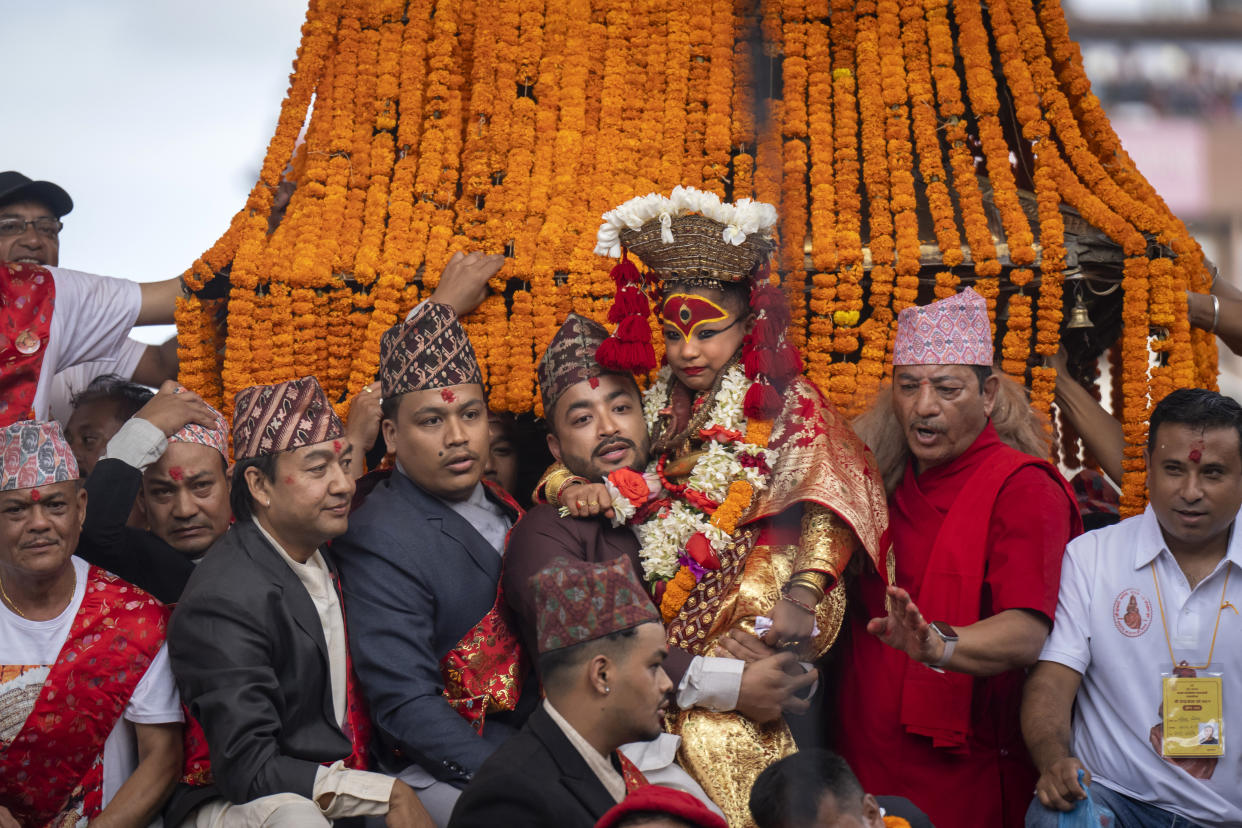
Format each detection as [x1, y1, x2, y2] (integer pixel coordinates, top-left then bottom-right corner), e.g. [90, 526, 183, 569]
[610, 467, 650, 507]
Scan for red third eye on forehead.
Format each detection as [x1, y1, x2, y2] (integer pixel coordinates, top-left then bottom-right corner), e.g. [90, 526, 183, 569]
[168, 466, 185, 482]
[661, 294, 729, 338]
[29, 489, 40, 501]
[440, 389, 457, 404]
[333, 439, 343, 454]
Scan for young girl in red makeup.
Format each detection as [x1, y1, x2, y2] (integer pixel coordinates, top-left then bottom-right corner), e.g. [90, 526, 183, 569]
[586, 187, 890, 825]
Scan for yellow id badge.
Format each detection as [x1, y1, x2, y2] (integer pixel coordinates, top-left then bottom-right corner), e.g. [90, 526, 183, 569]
[1162, 674, 1224, 757]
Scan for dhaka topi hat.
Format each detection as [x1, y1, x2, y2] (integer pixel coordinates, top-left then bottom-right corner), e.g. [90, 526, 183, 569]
[595, 786, 729, 828]
[530, 556, 660, 654]
[1, 420, 78, 491]
[379, 301, 483, 399]
[538, 313, 621, 416]
[169, 385, 229, 457]
[892, 287, 993, 367]
[232, 376, 344, 461]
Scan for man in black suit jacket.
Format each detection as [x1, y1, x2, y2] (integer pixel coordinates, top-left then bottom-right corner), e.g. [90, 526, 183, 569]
[167, 376, 431, 827]
[335, 303, 531, 826]
[449, 557, 675, 828]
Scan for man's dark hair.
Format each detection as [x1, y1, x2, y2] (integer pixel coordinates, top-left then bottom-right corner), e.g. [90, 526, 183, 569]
[536, 626, 641, 690]
[971, 364, 994, 392]
[1148, 388, 1242, 460]
[749, 749, 863, 828]
[70, 373, 154, 420]
[229, 454, 278, 522]
[380, 391, 403, 422]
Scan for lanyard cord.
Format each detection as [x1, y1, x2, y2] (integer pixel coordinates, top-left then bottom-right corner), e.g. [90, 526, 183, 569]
[1151, 563, 1232, 671]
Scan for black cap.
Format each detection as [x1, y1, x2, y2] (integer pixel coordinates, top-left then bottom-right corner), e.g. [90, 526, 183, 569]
[0, 171, 73, 217]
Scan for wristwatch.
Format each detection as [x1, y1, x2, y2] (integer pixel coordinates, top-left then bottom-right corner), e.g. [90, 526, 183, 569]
[927, 621, 958, 668]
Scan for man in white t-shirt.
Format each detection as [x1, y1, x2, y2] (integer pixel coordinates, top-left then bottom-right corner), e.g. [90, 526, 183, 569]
[1023, 388, 1242, 828]
[0, 419, 183, 826]
[0, 171, 181, 425]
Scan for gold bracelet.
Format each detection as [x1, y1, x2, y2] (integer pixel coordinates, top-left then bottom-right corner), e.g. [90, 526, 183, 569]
[546, 468, 588, 513]
[787, 572, 829, 602]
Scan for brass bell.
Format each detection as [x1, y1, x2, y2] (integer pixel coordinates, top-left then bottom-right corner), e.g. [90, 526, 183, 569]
[1066, 294, 1093, 329]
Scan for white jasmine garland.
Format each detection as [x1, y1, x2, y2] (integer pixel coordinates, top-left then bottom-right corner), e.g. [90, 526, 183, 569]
[594, 187, 778, 258]
[621, 363, 778, 583]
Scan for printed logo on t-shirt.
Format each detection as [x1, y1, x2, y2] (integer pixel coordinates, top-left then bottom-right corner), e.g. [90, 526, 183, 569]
[1112, 588, 1152, 637]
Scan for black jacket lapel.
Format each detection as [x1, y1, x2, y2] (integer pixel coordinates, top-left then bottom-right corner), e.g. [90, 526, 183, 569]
[238, 520, 332, 676]
[528, 707, 619, 821]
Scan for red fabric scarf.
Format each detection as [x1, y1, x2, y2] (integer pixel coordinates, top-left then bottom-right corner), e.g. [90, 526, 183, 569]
[895, 437, 1080, 749]
[0, 566, 167, 825]
[439, 479, 529, 732]
[616, 750, 649, 793]
[0, 262, 55, 427]
[334, 571, 373, 770]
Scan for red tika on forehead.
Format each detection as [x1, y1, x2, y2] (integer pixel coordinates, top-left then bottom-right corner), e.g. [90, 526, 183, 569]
[29, 489, 40, 501]
[441, 389, 457, 403]
[168, 467, 184, 482]
[333, 439, 343, 454]
[661, 294, 729, 338]
[589, 376, 600, 389]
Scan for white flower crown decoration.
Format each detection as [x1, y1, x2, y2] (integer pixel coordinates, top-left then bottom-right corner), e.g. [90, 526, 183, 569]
[593, 185, 779, 259]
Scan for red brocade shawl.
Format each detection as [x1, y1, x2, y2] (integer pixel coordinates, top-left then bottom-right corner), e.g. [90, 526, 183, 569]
[895, 441, 1078, 748]
[665, 376, 890, 650]
[440, 479, 529, 731]
[0, 567, 167, 826]
[0, 262, 55, 427]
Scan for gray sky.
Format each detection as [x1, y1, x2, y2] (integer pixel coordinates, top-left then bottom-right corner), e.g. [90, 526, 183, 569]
[5, 0, 309, 343]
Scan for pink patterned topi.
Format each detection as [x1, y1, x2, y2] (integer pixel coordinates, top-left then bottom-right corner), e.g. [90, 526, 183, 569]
[169, 385, 230, 457]
[892, 287, 993, 367]
[1, 420, 79, 491]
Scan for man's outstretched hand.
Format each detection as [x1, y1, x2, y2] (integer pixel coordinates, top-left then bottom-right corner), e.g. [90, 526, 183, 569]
[866, 585, 943, 665]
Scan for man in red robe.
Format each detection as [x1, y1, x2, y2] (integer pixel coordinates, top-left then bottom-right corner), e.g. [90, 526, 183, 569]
[835, 288, 1081, 828]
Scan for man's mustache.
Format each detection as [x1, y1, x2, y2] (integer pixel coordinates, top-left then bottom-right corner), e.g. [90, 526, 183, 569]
[593, 437, 636, 457]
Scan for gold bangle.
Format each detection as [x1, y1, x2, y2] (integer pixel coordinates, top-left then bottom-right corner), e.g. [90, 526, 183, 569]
[546, 468, 588, 512]
[787, 572, 829, 602]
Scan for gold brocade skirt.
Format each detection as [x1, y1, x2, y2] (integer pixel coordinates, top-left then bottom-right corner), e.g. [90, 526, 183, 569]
[668, 543, 846, 828]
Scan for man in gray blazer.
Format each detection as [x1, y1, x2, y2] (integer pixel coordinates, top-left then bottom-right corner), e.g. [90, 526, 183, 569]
[167, 376, 431, 828]
[335, 303, 532, 827]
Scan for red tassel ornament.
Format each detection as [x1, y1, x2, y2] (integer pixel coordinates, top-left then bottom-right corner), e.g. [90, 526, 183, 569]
[597, 254, 656, 372]
[740, 277, 800, 420]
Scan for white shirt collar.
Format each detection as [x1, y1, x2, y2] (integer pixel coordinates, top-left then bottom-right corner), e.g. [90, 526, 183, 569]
[1133, 504, 1242, 573]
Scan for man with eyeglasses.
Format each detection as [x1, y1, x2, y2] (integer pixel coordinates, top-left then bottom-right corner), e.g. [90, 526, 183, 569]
[0, 171, 181, 427]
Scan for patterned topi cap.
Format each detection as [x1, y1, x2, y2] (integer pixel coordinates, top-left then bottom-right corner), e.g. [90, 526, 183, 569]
[537, 313, 621, 416]
[530, 556, 660, 654]
[232, 376, 344, 461]
[1, 420, 79, 491]
[892, 287, 993, 367]
[169, 385, 230, 457]
[379, 302, 483, 399]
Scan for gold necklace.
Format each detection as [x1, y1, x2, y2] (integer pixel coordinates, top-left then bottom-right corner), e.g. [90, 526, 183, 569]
[0, 574, 26, 618]
[0, 565, 76, 620]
